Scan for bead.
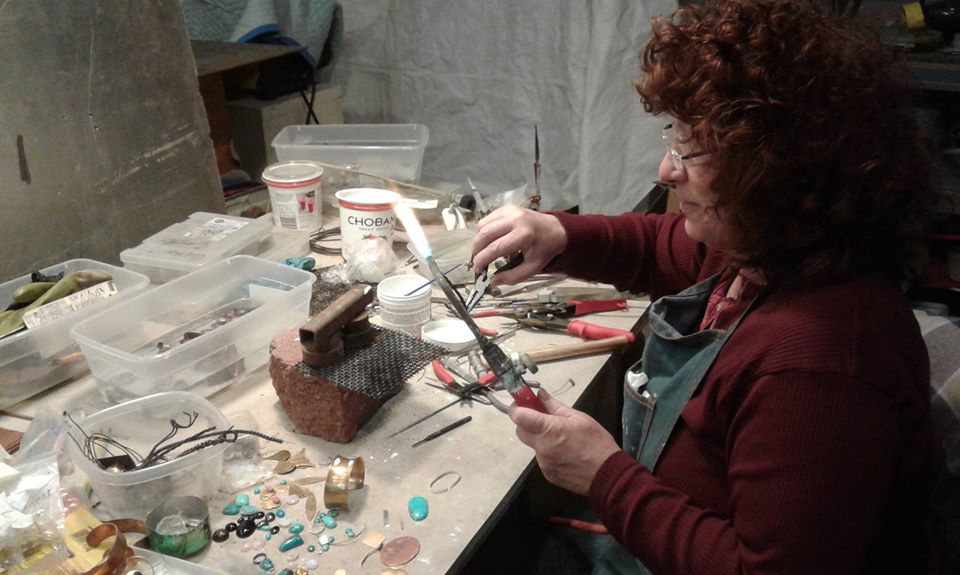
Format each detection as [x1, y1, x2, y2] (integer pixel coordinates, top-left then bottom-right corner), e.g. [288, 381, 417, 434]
[276, 509, 286, 518]
[304, 559, 319, 569]
[321, 544, 329, 552]
[225, 522, 237, 532]
[289, 522, 304, 534]
[344, 528, 355, 538]
[318, 535, 330, 545]
[240, 505, 259, 516]
[307, 545, 315, 552]
[278, 516, 292, 527]
[258, 521, 271, 531]
[328, 510, 339, 518]
[320, 514, 337, 529]
[286, 495, 300, 505]
[255, 511, 266, 519]
[260, 558, 274, 571]
[408, 495, 429, 521]
[266, 534, 272, 541]
[279, 534, 304, 552]
[236, 494, 250, 506]
[236, 519, 256, 538]
[279, 479, 288, 485]
[240, 542, 252, 552]
[278, 570, 293, 575]
[271, 525, 281, 535]
[252, 538, 265, 550]
[212, 529, 229, 542]
[253, 487, 261, 495]
[266, 512, 276, 522]
[222, 503, 241, 515]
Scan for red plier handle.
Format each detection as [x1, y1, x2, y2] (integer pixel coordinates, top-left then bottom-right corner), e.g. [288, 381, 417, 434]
[565, 299, 627, 316]
[567, 320, 636, 343]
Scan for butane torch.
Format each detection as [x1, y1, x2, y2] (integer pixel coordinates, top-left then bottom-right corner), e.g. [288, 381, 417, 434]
[424, 255, 547, 413]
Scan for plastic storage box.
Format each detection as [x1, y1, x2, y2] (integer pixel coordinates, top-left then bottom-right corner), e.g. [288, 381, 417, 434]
[272, 124, 429, 182]
[70, 256, 315, 402]
[120, 212, 273, 283]
[66, 392, 229, 518]
[0, 259, 150, 409]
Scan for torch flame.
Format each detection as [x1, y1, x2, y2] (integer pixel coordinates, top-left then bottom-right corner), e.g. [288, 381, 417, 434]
[393, 202, 432, 259]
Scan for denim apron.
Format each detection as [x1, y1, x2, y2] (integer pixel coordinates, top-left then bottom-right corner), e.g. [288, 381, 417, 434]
[582, 273, 762, 574]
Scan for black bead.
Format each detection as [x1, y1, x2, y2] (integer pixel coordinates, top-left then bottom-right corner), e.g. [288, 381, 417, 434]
[254, 511, 265, 519]
[212, 529, 229, 543]
[265, 512, 276, 522]
[270, 525, 280, 535]
[236, 519, 256, 538]
[225, 522, 237, 532]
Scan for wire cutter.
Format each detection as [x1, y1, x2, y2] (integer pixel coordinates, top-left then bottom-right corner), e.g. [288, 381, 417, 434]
[464, 252, 526, 313]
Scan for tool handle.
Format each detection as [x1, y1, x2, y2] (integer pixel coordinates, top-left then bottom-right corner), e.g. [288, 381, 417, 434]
[566, 320, 636, 342]
[525, 335, 633, 364]
[470, 309, 506, 318]
[431, 360, 456, 386]
[569, 299, 627, 316]
[511, 385, 547, 412]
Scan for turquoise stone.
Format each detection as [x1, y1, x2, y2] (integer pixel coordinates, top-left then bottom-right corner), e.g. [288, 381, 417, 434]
[253, 487, 261, 495]
[408, 496, 429, 521]
[259, 524, 271, 531]
[279, 479, 287, 485]
[328, 510, 339, 518]
[235, 494, 250, 506]
[222, 503, 240, 516]
[320, 515, 337, 529]
[328, 536, 334, 543]
[240, 505, 258, 516]
[307, 545, 315, 552]
[321, 544, 330, 552]
[260, 558, 274, 571]
[265, 534, 272, 541]
[289, 523, 304, 534]
[279, 535, 304, 552]
[276, 509, 286, 518]
[345, 528, 355, 538]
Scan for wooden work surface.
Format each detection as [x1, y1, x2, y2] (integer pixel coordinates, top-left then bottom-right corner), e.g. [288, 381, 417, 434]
[191, 40, 305, 78]
[2, 218, 650, 574]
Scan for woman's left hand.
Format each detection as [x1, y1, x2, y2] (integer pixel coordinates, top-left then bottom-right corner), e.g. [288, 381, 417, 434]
[509, 389, 622, 496]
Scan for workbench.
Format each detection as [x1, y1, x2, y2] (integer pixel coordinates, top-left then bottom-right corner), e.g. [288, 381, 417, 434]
[1, 219, 650, 574]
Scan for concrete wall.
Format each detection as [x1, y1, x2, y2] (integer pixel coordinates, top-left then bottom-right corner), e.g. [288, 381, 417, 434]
[0, 0, 223, 280]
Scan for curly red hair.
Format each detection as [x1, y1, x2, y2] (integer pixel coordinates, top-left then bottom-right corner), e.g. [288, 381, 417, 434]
[636, 0, 937, 283]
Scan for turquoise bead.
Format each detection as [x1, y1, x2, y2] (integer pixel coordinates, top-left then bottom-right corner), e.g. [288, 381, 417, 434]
[321, 544, 330, 552]
[259, 524, 271, 531]
[289, 523, 304, 534]
[321, 515, 337, 529]
[235, 494, 250, 506]
[279, 535, 304, 552]
[408, 496, 429, 521]
[260, 558, 274, 571]
[307, 545, 315, 552]
[328, 536, 334, 543]
[328, 510, 339, 518]
[240, 504, 258, 516]
[279, 479, 287, 485]
[222, 503, 240, 515]
[276, 509, 286, 518]
[345, 528, 355, 538]
[253, 487, 261, 495]
[265, 534, 272, 541]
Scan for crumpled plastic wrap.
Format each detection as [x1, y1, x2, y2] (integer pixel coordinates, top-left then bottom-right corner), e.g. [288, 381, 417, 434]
[326, 237, 402, 284]
[0, 454, 64, 569]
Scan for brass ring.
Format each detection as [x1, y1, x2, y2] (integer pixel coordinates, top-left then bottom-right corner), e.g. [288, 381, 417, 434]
[324, 455, 365, 509]
[252, 552, 267, 565]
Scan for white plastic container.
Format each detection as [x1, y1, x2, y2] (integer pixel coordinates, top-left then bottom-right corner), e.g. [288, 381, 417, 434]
[272, 124, 429, 182]
[376, 274, 432, 337]
[421, 319, 475, 352]
[65, 392, 229, 518]
[70, 256, 316, 402]
[262, 161, 323, 232]
[335, 188, 401, 261]
[0, 259, 150, 409]
[120, 212, 273, 283]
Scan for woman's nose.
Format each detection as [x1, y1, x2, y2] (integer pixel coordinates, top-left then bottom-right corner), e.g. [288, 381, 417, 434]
[658, 151, 684, 184]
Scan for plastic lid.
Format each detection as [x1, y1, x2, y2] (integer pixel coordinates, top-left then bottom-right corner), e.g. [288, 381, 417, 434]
[262, 161, 323, 187]
[421, 318, 475, 351]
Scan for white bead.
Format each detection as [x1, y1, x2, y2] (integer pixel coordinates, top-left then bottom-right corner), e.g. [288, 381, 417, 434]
[305, 558, 319, 569]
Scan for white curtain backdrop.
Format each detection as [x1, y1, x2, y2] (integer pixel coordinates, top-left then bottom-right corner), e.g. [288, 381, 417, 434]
[332, 0, 674, 214]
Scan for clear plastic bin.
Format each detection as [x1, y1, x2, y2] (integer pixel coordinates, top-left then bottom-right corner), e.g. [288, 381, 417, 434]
[120, 212, 273, 283]
[272, 124, 429, 182]
[70, 256, 316, 402]
[65, 391, 229, 518]
[0, 259, 150, 409]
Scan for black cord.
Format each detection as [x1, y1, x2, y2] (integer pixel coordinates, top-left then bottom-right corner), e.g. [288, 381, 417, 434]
[310, 226, 343, 256]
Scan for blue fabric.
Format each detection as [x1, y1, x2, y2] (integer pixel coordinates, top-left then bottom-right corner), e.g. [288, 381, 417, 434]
[180, 0, 343, 82]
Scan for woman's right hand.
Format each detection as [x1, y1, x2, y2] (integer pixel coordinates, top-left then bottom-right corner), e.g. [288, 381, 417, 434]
[471, 205, 568, 286]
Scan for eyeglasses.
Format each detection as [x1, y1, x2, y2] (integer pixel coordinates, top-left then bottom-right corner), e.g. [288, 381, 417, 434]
[662, 123, 709, 173]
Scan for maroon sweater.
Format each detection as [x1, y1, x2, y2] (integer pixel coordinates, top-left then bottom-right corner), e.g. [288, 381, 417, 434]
[548, 212, 938, 575]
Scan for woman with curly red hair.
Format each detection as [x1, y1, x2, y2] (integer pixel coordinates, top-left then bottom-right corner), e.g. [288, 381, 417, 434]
[471, 0, 941, 573]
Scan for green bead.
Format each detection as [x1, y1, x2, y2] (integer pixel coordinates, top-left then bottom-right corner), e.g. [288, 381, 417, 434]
[345, 528, 355, 538]
[279, 479, 287, 485]
[307, 545, 315, 552]
[328, 536, 335, 543]
[253, 487, 261, 494]
[240, 505, 259, 516]
[260, 558, 274, 571]
[408, 495, 429, 521]
[222, 503, 240, 515]
[289, 522, 304, 534]
[276, 509, 286, 518]
[279, 535, 304, 552]
[321, 544, 330, 552]
[265, 534, 272, 540]
[235, 494, 250, 506]
[321, 515, 337, 529]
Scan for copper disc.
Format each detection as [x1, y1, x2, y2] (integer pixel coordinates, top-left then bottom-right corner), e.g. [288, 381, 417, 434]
[379, 536, 420, 567]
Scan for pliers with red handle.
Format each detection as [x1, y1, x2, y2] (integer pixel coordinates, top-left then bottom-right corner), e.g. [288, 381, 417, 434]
[471, 298, 627, 319]
[430, 360, 509, 413]
[515, 317, 636, 342]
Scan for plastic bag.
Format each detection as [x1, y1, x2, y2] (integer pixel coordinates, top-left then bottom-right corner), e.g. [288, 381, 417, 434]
[0, 454, 65, 570]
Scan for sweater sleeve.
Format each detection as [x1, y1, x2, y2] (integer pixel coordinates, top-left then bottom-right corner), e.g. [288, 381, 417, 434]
[588, 372, 899, 575]
[545, 211, 708, 297]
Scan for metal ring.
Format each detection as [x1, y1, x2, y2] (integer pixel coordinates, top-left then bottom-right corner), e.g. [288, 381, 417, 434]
[324, 455, 365, 509]
[429, 471, 463, 494]
[252, 552, 267, 565]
